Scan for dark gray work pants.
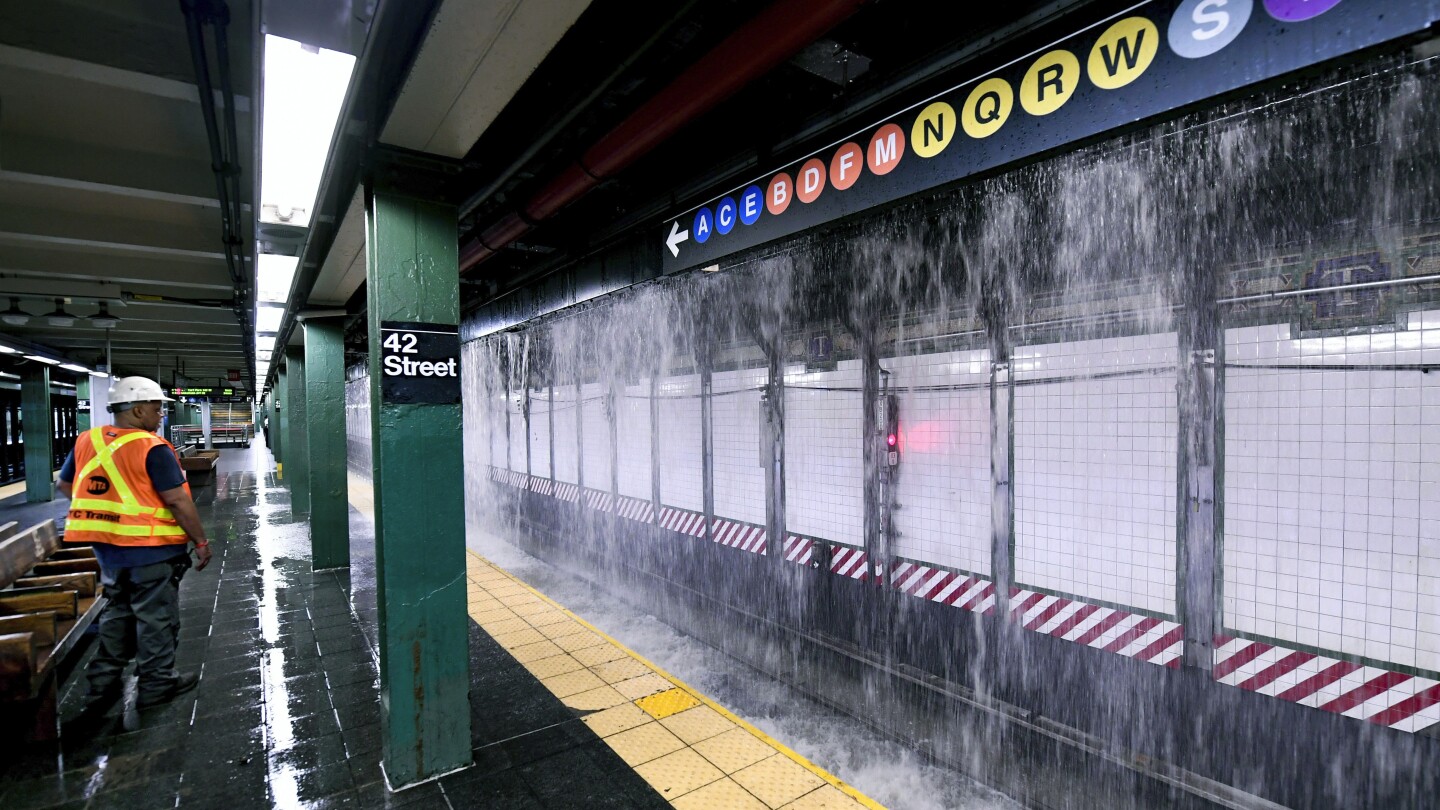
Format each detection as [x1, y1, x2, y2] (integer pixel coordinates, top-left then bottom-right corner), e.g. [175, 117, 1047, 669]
[86, 557, 189, 701]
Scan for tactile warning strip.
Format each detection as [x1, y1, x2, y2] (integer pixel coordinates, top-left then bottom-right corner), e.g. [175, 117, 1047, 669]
[465, 550, 883, 809]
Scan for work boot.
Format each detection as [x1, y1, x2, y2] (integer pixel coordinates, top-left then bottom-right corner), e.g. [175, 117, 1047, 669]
[136, 672, 200, 709]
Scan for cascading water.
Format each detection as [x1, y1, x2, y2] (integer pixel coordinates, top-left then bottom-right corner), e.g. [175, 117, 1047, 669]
[437, 49, 1440, 809]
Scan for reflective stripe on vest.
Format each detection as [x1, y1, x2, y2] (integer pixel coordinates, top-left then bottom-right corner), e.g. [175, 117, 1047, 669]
[67, 427, 184, 545]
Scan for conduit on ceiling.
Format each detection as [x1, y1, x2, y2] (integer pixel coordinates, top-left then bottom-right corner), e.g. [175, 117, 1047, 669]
[458, 0, 869, 274]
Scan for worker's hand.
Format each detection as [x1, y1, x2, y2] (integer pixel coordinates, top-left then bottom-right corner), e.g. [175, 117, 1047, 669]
[193, 542, 213, 571]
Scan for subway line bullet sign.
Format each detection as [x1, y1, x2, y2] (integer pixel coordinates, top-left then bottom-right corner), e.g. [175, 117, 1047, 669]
[661, 0, 1440, 271]
[380, 322, 462, 405]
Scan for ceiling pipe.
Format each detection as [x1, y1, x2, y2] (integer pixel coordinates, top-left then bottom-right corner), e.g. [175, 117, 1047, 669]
[459, 0, 868, 273]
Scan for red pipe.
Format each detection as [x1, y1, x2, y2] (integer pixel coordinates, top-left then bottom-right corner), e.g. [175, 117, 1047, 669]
[461, 0, 868, 273]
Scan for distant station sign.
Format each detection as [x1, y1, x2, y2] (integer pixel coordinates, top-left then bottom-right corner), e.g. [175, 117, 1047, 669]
[660, 0, 1440, 272]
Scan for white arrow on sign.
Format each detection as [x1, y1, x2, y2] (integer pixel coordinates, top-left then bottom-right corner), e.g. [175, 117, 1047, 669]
[665, 221, 689, 258]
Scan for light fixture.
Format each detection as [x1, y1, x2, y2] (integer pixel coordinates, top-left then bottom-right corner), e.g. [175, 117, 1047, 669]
[24, 354, 59, 365]
[0, 345, 17, 354]
[90, 302, 121, 329]
[0, 298, 29, 326]
[43, 298, 76, 327]
[260, 36, 356, 230]
[60, 363, 90, 374]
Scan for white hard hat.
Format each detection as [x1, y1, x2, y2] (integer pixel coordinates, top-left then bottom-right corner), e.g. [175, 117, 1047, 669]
[108, 376, 174, 406]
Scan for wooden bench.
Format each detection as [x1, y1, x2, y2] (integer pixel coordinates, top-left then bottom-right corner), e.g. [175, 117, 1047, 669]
[177, 444, 220, 487]
[0, 520, 104, 746]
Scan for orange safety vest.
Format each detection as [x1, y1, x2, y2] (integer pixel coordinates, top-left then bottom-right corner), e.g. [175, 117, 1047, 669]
[66, 426, 191, 546]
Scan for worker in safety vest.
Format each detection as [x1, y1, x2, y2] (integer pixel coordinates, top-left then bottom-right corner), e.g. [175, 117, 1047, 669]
[57, 376, 213, 712]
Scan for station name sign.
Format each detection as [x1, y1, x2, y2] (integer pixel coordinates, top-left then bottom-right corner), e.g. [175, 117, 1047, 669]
[379, 321, 461, 405]
[661, 0, 1440, 271]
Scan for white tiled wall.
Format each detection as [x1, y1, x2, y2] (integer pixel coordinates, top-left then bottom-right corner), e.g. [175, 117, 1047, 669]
[508, 405, 526, 472]
[889, 349, 993, 575]
[528, 390, 551, 479]
[582, 382, 612, 491]
[712, 367, 766, 526]
[616, 382, 652, 500]
[552, 386, 579, 484]
[1013, 332, 1178, 616]
[785, 361, 863, 547]
[1224, 312, 1440, 671]
[657, 374, 703, 512]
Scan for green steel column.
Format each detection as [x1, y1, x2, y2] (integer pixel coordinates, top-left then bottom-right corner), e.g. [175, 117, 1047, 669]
[366, 183, 471, 786]
[276, 364, 288, 473]
[76, 376, 92, 433]
[286, 346, 311, 514]
[270, 391, 282, 460]
[21, 365, 53, 503]
[305, 320, 348, 569]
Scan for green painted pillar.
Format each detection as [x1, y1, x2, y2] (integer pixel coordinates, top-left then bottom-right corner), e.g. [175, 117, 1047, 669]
[286, 346, 311, 514]
[276, 364, 288, 473]
[305, 319, 348, 569]
[76, 376, 92, 433]
[21, 366, 52, 503]
[366, 181, 471, 786]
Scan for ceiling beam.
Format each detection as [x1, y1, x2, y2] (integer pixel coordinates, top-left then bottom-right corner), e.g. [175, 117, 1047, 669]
[0, 246, 233, 291]
[0, 134, 224, 206]
[0, 44, 251, 112]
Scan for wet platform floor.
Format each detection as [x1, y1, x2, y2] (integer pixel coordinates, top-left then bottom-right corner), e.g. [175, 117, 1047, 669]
[0, 445, 879, 809]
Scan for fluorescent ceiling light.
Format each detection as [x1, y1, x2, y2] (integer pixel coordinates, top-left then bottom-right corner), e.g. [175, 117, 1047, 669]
[0, 345, 17, 354]
[256, 306, 285, 333]
[260, 36, 356, 229]
[60, 363, 90, 373]
[24, 354, 59, 364]
[257, 254, 299, 305]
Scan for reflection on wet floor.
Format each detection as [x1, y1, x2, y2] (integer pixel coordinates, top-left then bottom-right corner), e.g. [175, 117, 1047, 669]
[0, 445, 396, 810]
[0, 445, 703, 809]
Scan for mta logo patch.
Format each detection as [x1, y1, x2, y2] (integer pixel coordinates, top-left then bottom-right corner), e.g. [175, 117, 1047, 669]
[85, 476, 111, 495]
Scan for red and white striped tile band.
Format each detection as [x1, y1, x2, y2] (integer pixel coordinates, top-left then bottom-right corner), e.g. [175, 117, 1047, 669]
[711, 518, 767, 554]
[658, 506, 707, 538]
[487, 466, 1440, 735]
[1213, 636, 1440, 733]
[1007, 589, 1184, 668]
[890, 561, 996, 614]
[615, 495, 654, 523]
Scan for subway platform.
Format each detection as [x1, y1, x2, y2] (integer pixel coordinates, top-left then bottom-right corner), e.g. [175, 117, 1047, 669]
[0, 445, 879, 809]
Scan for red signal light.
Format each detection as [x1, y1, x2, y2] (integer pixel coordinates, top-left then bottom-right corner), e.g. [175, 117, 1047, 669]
[886, 433, 897, 447]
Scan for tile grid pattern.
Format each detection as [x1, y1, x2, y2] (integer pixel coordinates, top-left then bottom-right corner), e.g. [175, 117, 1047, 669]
[617, 383, 654, 501]
[712, 369, 767, 527]
[656, 375, 704, 513]
[551, 385, 579, 485]
[1223, 316, 1440, 672]
[528, 389, 552, 480]
[581, 383, 612, 491]
[1013, 332, 1179, 617]
[784, 362, 864, 548]
[888, 350, 994, 575]
[464, 552, 880, 810]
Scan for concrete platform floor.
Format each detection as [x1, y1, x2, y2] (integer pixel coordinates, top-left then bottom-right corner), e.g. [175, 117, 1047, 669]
[0, 444, 677, 809]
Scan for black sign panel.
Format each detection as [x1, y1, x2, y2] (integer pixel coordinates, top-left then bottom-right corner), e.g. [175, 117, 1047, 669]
[380, 321, 461, 404]
[661, 0, 1440, 272]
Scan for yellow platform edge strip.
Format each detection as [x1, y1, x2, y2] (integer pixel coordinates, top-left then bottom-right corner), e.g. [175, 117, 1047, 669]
[465, 549, 885, 810]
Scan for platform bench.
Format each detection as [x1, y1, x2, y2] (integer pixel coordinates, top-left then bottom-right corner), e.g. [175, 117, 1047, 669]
[0, 520, 104, 747]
